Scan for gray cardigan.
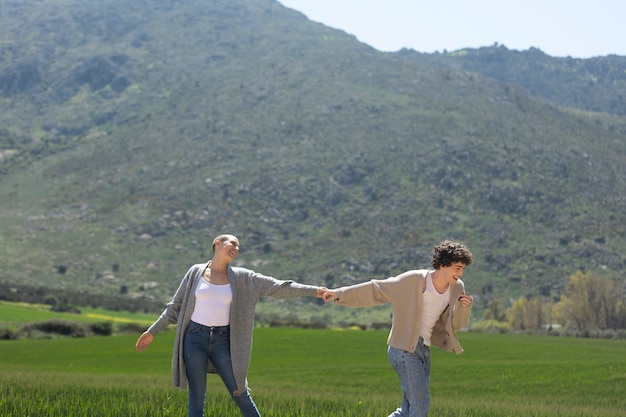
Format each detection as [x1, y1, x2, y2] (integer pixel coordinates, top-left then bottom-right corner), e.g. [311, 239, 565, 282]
[147, 262, 319, 392]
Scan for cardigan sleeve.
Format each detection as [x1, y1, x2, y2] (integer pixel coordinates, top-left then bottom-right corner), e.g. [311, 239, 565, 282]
[147, 266, 197, 336]
[335, 270, 423, 307]
[234, 268, 319, 299]
[335, 279, 392, 307]
[451, 280, 472, 330]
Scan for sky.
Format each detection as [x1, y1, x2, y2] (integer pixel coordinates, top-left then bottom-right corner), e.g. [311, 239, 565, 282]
[278, 0, 625, 58]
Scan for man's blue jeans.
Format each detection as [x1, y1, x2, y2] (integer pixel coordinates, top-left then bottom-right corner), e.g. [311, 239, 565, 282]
[183, 321, 261, 417]
[387, 338, 431, 417]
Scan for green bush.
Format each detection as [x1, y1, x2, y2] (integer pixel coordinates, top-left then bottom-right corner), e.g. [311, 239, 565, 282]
[0, 328, 17, 340]
[116, 322, 148, 334]
[19, 319, 89, 338]
[89, 321, 113, 336]
[471, 319, 510, 333]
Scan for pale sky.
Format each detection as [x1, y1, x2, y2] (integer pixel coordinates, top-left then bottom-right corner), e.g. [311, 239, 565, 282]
[278, 0, 625, 58]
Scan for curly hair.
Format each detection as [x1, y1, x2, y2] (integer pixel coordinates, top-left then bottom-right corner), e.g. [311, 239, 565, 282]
[431, 240, 473, 269]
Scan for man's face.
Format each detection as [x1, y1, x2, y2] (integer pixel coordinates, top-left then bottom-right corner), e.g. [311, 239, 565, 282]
[440, 262, 466, 284]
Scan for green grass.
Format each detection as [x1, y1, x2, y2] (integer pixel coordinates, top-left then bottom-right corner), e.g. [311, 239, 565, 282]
[1, 329, 625, 416]
[0, 298, 393, 331]
[0, 300, 156, 330]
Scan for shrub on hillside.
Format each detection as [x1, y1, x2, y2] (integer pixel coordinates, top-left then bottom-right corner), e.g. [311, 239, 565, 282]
[50, 304, 82, 314]
[19, 319, 89, 338]
[89, 321, 113, 336]
[116, 322, 147, 334]
[471, 319, 510, 333]
[0, 328, 18, 340]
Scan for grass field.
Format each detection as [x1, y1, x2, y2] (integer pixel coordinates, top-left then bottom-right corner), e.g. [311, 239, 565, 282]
[1, 324, 625, 417]
[0, 300, 157, 330]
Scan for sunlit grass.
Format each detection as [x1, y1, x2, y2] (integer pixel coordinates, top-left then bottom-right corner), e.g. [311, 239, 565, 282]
[1, 329, 625, 416]
[0, 300, 157, 328]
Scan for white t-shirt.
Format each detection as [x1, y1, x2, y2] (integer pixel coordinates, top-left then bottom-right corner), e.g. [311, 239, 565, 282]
[419, 272, 450, 346]
[190, 279, 232, 327]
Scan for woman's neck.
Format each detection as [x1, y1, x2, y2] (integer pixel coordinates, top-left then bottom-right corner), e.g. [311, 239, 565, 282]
[209, 258, 228, 273]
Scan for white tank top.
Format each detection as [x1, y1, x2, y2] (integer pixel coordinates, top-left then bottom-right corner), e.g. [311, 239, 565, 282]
[419, 272, 450, 346]
[190, 279, 232, 326]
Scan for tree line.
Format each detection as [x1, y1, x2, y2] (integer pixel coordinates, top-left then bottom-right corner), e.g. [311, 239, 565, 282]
[481, 271, 626, 338]
[0, 282, 163, 314]
[3, 271, 625, 339]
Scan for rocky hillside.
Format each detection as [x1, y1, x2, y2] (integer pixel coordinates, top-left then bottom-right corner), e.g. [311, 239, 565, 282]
[0, 0, 624, 313]
[400, 44, 626, 116]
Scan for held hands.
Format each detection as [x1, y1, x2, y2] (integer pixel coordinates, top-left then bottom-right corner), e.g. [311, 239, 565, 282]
[315, 287, 329, 298]
[315, 287, 338, 302]
[322, 289, 338, 303]
[316, 287, 338, 302]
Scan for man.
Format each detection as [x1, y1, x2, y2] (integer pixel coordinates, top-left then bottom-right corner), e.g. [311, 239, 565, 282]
[323, 240, 474, 417]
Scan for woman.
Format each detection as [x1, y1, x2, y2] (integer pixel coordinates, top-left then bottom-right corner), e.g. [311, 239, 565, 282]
[136, 234, 325, 417]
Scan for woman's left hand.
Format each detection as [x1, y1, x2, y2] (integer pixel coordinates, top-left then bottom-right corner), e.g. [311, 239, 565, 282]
[315, 287, 329, 298]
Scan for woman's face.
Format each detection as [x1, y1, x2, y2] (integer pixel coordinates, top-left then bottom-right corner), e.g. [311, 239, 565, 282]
[216, 235, 240, 261]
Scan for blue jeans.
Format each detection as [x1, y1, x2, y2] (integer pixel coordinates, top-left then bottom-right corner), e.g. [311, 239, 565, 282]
[387, 338, 431, 417]
[183, 321, 261, 417]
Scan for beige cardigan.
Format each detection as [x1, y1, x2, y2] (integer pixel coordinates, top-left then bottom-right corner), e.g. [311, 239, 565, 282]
[334, 269, 471, 354]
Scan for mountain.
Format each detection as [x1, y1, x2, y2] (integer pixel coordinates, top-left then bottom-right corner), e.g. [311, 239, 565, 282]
[1, 0, 625, 314]
[398, 44, 626, 116]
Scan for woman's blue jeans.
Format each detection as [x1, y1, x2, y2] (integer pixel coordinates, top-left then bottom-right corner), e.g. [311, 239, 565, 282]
[183, 321, 261, 417]
[387, 338, 431, 417]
